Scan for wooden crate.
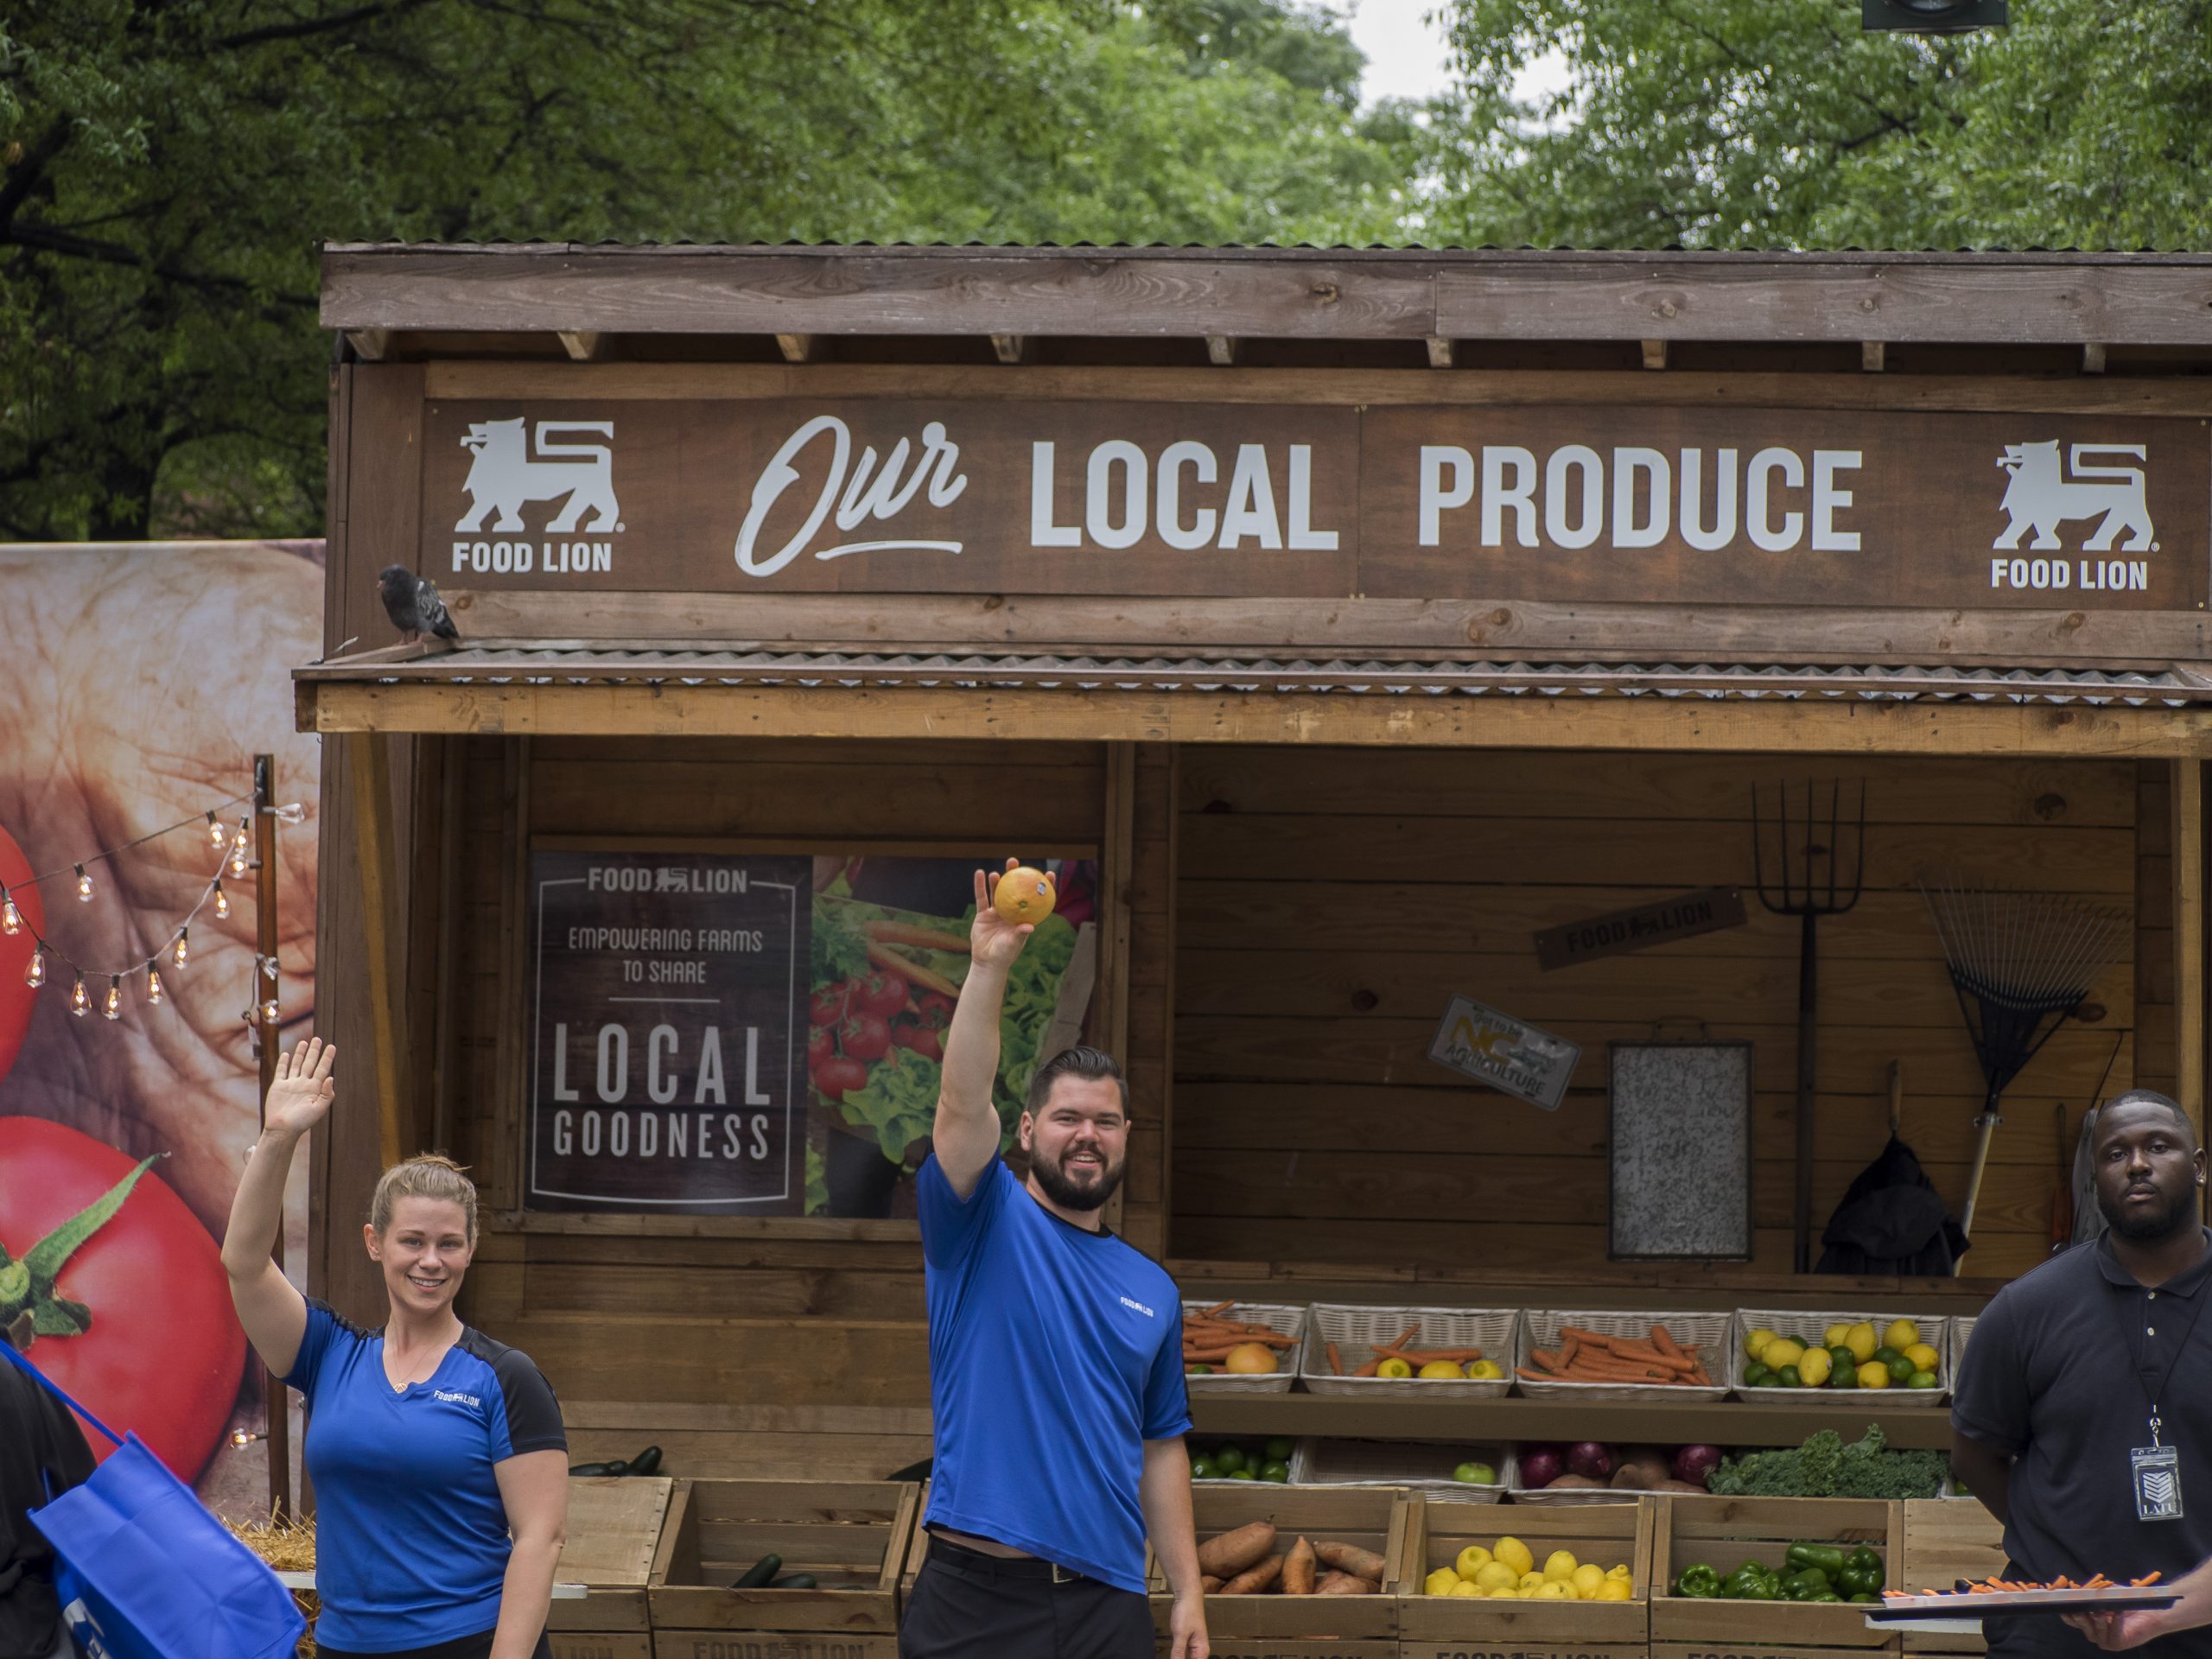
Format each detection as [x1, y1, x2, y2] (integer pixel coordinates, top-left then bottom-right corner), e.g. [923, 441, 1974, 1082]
[1652, 1497, 1902, 1654]
[553, 1476, 677, 1636]
[550, 1638, 653, 1659]
[1185, 1643, 1398, 1659]
[1156, 1483, 1409, 1641]
[1898, 1499, 2005, 1656]
[1396, 1493, 1654, 1659]
[648, 1478, 920, 1659]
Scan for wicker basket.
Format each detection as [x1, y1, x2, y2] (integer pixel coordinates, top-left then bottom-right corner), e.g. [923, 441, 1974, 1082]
[1948, 1313, 1978, 1390]
[1513, 1308, 1733, 1402]
[1296, 1304, 1519, 1399]
[1292, 1438, 1512, 1498]
[1735, 1306, 1952, 1406]
[1183, 1300, 1307, 1395]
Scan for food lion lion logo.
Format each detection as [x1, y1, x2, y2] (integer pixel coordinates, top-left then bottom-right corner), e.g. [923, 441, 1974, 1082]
[456, 417, 620, 533]
[1994, 441, 2153, 552]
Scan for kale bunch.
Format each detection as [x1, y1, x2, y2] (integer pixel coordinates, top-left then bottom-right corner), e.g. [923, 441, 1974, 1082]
[1705, 1426, 1947, 1500]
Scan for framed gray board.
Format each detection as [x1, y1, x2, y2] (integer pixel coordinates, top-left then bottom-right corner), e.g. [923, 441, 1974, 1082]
[1608, 1040, 1754, 1261]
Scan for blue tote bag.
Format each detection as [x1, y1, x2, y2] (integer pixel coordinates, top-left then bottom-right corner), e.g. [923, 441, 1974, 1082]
[0, 1336, 304, 1659]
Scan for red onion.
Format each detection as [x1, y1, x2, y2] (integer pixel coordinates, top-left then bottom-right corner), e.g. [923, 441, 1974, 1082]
[1567, 1440, 1615, 1481]
[1517, 1446, 1565, 1489]
[1672, 1444, 1723, 1486]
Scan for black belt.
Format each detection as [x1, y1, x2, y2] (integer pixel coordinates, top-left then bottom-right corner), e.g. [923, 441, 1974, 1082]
[927, 1530, 1093, 1585]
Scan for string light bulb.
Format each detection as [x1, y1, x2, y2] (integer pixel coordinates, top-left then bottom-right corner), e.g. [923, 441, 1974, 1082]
[104, 976, 122, 1020]
[173, 928, 189, 969]
[260, 998, 281, 1027]
[74, 863, 93, 902]
[23, 950, 43, 988]
[230, 844, 249, 879]
[213, 880, 230, 921]
[146, 964, 164, 1006]
[0, 893, 17, 935]
[207, 811, 226, 849]
[68, 975, 90, 1017]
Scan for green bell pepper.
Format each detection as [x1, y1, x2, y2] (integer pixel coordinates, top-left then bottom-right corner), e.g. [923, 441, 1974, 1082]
[1844, 1548, 1885, 1594]
[1812, 1592, 1844, 1604]
[1839, 1562, 1883, 1598]
[1786, 1568, 1835, 1602]
[1675, 1564, 1724, 1599]
[1725, 1563, 1782, 1601]
[1849, 1592, 1880, 1605]
[1787, 1544, 1847, 1576]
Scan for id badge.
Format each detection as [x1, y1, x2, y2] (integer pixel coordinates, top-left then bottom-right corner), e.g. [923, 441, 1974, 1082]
[2131, 1445, 2184, 1522]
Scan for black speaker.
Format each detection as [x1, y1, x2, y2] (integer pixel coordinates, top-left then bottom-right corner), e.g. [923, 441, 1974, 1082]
[1863, 0, 2007, 29]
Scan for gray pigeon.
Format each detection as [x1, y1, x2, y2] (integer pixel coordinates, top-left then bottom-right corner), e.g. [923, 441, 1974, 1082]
[378, 564, 460, 644]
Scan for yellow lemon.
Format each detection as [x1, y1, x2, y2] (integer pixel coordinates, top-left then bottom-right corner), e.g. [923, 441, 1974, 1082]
[1475, 1561, 1521, 1592]
[1596, 1578, 1633, 1601]
[1847, 1322, 1878, 1363]
[1466, 1358, 1504, 1380]
[1457, 1545, 1494, 1580]
[1760, 1338, 1805, 1370]
[1449, 1579, 1483, 1598]
[1744, 1326, 1777, 1359]
[1490, 1587, 1520, 1599]
[1494, 1537, 1535, 1576]
[1904, 1343, 1942, 1374]
[1419, 1359, 1466, 1380]
[1545, 1550, 1580, 1582]
[1535, 1580, 1574, 1600]
[1377, 1357, 1414, 1379]
[1885, 1319, 1922, 1353]
[1573, 1564, 1606, 1598]
[1519, 1571, 1548, 1594]
[1427, 1567, 1461, 1597]
[1824, 1321, 1853, 1349]
[1857, 1358, 1892, 1389]
[1607, 1564, 1633, 1581]
[1797, 1347, 1833, 1387]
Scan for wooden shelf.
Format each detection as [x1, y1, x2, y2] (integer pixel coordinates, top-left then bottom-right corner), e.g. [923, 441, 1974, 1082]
[1191, 1394, 1954, 1450]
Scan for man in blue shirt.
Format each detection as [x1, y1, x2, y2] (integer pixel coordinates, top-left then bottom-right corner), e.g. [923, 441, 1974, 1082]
[899, 861, 1209, 1659]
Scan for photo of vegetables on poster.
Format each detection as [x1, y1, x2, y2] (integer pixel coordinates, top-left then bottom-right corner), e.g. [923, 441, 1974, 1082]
[807, 855, 1096, 1217]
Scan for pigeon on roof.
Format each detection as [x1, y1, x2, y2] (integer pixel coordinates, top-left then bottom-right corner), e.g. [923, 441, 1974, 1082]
[378, 564, 460, 645]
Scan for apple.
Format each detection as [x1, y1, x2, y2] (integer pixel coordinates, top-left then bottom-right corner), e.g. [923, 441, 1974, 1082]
[1452, 1460, 1497, 1484]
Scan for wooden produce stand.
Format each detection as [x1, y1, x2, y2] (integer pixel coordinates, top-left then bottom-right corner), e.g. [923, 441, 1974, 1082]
[550, 1476, 677, 1659]
[1397, 1497, 1655, 1659]
[1653, 1496, 1903, 1659]
[296, 245, 2212, 1641]
[1897, 1498, 2008, 1656]
[1162, 1484, 1408, 1654]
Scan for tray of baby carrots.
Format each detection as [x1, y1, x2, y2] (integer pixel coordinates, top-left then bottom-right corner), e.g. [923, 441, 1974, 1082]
[1183, 1300, 1307, 1394]
[1515, 1308, 1732, 1402]
[1869, 1573, 2177, 1618]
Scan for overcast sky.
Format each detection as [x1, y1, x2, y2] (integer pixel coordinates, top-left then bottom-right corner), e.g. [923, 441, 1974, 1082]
[1341, 0, 1571, 111]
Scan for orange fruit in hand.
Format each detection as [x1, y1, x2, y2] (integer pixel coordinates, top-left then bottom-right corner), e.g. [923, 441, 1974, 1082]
[992, 866, 1057, 925]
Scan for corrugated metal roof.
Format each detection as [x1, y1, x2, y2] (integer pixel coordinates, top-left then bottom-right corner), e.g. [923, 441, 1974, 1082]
[297, 645, 2209, 706]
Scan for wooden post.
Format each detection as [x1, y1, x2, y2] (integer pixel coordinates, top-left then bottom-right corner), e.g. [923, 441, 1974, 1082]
[252, 754, 292, 1520]
[348, 733, 406, 1171]
[1098, 743, 1137, 1231]
[2175, 757, 2206, 1148]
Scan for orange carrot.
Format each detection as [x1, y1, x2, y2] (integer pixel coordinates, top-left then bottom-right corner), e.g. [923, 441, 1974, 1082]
[1391, 1324, 1421, 1349]
[1353, 1359, 1380, 1377]
[1201, 1300, 1236, 1317]
[1325, 1341, 1343, 1376]
[1560, 1332, 1581, 1369]
[1651, 1324, 1684, 1359]
[1529, 1348, 1562, 1371]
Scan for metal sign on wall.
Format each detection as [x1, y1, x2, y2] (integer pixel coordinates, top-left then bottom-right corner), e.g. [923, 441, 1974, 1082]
[418, 397, 2209, 609]
[525, 849, 809, 1213]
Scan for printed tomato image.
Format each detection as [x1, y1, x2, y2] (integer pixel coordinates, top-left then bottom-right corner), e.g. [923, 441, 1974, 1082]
[0, 1118, 246, 1479]
[0, 825, 41, 1081]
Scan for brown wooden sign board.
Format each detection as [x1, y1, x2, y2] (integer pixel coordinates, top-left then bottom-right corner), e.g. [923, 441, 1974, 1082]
[413, 394, 2209, 609]
[1535, 887, 1751, 970]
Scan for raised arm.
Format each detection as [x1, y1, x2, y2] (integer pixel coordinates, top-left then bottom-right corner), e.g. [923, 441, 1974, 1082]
[220, 1038, 335, 1379]
[932, 860, 1046, 1198]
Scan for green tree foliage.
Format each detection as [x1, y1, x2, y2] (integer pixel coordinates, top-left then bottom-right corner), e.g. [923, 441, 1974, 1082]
[0, 1, 1408, 541]
[1421, 0, 2212, 251]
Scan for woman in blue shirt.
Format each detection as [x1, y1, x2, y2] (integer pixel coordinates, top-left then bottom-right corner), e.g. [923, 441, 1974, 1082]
[222, 1038, 568, 1659]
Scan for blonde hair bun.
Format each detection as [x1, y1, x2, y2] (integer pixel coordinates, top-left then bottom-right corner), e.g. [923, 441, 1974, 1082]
[370, 1154, 480, 1240]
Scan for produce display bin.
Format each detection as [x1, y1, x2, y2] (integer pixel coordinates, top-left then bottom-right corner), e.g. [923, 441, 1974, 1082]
[1299, 1303, 1519, 1399]
[1651, 1495, 1903, 1656]
[1191, 1428, 1305, 1484]
[1186, 1300, 1309, 1395]
[1735, 1308, 1953, 1406]
[1291, 1437, 1512, 1498]
[1157, 1482, 1409, 1642]
[647, 1478, 920, 1659]
[1948, 1315, 1979, 1395]
[1516, 1309, 1733, 1404]
[1395, 1493, 1654, 1659]
[547, 1475, 677, 1659]
[1899, 1498, 2005, 1656]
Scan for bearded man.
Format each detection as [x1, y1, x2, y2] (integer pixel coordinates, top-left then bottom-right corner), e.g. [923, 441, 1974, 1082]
[1953, 1090, 2212, 1659]
[897, 861, 1208, 1659]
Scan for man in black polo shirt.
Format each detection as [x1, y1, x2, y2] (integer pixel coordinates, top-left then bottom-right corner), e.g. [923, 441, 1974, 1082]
[1953, 1090, 2212, 1658]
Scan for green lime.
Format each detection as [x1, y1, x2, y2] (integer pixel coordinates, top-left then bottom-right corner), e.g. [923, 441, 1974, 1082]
[1829, 1345, 1858, 1374]
[1264, 1436, 1296, 1463]
[1190, 1458, 1217, 1480]
[1777, 1364, 1802, 1388]
[1828, 1363, 1859, 1389]
[1260, 1460, 1292, 1484]
[1907, 1370, 1940, 1390]
[1745, 1363, 1773, 1387]
[1886, 1355, 1916, 1384]
[1872, 1346, 1904, 1368]
[1226, 1468, 1255, 1480]
[1213, 1445, 1246, 1474]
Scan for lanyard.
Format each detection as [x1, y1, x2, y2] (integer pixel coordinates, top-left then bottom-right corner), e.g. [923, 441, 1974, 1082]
[2106, 1259, 2212, 1445]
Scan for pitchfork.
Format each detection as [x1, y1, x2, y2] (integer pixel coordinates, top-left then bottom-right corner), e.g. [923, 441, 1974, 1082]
[1752, 781, 1868, 1274]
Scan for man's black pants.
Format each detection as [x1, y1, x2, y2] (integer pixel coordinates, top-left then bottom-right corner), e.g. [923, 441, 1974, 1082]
[899, 1535, 1155, 1659]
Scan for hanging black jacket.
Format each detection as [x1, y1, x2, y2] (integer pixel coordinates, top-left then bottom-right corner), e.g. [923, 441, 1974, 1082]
[1815, 1133, 1972, 1276]
[0, 1344, 95, 1659]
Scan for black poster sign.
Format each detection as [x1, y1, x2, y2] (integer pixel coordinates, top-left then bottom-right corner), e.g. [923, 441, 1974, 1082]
[526, 849, 809, 1212]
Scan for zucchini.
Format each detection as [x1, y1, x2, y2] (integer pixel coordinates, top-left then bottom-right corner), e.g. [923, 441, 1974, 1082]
[771, 1573, 818, 1589]
[626, 1444, 663, 1477]
[733, 1553, 783, 1589]
[568, 1459, 626, 1478]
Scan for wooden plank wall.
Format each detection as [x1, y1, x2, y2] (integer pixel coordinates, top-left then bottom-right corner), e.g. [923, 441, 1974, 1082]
[1169, 748, 2142, 1283]
[443, 734, 1187, 1476]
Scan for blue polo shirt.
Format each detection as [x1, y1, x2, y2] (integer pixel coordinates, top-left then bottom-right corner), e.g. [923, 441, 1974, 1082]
[284, 1300, 567, 1651]
[918, 1155, 1190, 1592]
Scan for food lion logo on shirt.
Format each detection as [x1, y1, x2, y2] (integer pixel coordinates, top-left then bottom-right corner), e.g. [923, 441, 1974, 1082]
[456, 417, 621, 533]
[434, 1388, 483, 1408]
[1119, 1295, 1155, 1318]
[1994, 442, 2154, 552]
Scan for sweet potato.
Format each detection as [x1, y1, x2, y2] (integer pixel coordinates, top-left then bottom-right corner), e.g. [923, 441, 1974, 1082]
[1222, 1554, 1285, 1595]
[1543, 1473, 1607, 1490]
[1200, 1575, 1223, 1593]
[1315, 1571, 1377, 1595]
[1197, 1522, 1276, 1580]
[1313, 1541, 1389, 1582]
[1281, 1536, 1317, 1596]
